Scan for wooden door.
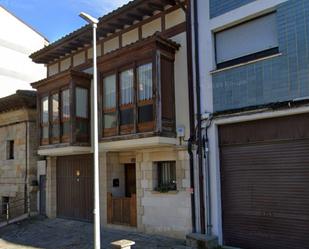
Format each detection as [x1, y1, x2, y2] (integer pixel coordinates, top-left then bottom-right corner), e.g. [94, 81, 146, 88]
[125, 164, 136, 197]
[57, 154, 93, 221]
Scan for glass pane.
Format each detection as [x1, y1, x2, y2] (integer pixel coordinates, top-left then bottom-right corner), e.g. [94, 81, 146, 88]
[76, 121, 88, 136]
[61, 89, 70, 119]
[104, 113, 117, 129]
[52, 93, 59, 121]
[158, 162, 176, 191]
[103, 75, 116, 109]
[62, 121, 70, 137]
[120, 69, 134, 105]
[138, 104, 153, 123]
[120, 108, 134, 125]
[42, 127, 49, 139]
[42, 97, 49, 123]
[138, 63, 152, 101]
[76, 87, 88, 118]
[52, 124, 59, 138]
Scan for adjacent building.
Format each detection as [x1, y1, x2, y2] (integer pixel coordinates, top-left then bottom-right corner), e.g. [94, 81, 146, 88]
[193, 0, 309, 248]
[30, 0, 193, 239]
[0, 5, 48, 97]
[0, 90, 38, 221]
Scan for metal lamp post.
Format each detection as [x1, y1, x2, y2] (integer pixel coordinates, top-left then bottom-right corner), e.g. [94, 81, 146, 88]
[79, 12, 101, 249]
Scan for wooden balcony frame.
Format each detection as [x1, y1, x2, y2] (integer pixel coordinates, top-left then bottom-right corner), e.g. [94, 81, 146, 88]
[34, 70, 92, 148]
[99, 34, 180, 141]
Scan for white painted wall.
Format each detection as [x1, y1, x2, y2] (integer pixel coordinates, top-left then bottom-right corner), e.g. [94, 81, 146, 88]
[194, 0, 288, 243]
[0, 6, 48, 97]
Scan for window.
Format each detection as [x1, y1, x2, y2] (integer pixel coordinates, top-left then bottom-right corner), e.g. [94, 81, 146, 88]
[61, 89, 70, 141]
[51, 93, 59, 142]
[1, 197, 9, 215]
[138, 63, 152, 101]
[103, 75, 117, 136]
[6, 140, 14, 160]
[102, 63, 155, 137]
[137, 63, 154, 126]
[76, 87, 89, 141]
[120, 69, 134, 129]
[41, 96, 49, 144]
[215, 13, 278, 69]
[156, 161, 176, 192]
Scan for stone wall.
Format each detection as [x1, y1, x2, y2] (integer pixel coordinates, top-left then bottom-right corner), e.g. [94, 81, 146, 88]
[0, 109, 38, 219]
[99, 147, 192, 239]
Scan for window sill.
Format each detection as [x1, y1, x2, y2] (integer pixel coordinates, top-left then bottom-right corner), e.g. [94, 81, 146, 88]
[151, 190, 179, 195]
[210, 53, 282, 74]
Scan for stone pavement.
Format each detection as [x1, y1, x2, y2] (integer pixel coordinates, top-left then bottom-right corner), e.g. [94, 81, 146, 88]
[0, 216, 191, 249]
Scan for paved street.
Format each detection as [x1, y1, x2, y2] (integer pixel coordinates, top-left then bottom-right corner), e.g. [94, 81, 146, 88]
[0, 216, 189, 249]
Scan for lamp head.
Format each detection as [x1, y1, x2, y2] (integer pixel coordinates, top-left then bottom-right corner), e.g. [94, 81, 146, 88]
[79, 12, 99, 25]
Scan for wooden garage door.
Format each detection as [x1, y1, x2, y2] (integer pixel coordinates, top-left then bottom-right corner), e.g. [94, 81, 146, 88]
[57, 154, 93, 221]
[219, 114, 309, 249]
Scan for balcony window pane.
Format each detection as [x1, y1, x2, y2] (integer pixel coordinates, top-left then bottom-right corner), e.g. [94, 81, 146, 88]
[120, 108, 134, 125]
[52, 94, 59, 121]
[138, 63, 152, 101]
[103, 75, 116, 109]
[120, 69, 134, 105]
[76, 87, 88, 118]
[42, 97, 49, 123]
[138, 105, 153, 123]
[42, 127, 48, 139]
[104, 113, 117, 129]
[61, 89, 70, 119]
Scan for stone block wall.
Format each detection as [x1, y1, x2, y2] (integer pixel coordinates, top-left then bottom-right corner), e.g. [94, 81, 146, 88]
[0, 109, 38, 218]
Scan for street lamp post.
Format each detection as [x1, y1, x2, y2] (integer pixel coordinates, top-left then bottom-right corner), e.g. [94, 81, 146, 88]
[79, 12, 101, 249]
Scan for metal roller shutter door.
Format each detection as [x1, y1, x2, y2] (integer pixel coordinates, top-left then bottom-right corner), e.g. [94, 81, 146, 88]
[219, 114, 309, 249]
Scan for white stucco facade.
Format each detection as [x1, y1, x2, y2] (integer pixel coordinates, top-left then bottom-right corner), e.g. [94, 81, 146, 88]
[193, 0, 289, 244]
[0, 6, 48, 97]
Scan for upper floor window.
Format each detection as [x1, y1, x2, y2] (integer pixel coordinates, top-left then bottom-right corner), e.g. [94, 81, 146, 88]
[103, 75, 117, 136]
[215, 13, 278, 69]
[76, 87, 89, 142]
[41, 96, 49, 145]
[102, 63, 155, 137]
[61, 89, 70, 142]
[51, 93, 59, 143]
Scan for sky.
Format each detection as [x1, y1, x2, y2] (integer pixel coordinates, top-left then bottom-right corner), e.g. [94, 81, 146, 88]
[0, 0, 131, 42]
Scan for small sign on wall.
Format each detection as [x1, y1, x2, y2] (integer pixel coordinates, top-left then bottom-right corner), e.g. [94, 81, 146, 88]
[113, 179, 120, 187]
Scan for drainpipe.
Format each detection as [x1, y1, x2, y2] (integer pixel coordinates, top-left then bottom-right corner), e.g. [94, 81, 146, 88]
[192, 0, 206, 234]
[203, 117, 213, 236]
[185, 0, 196, 233]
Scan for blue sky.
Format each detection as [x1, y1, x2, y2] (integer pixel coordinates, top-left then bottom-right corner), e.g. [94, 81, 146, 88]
[0, 0, 130, 42]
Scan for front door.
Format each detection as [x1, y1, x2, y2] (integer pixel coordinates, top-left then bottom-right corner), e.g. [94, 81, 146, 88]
[57, 154, 93, 221]
[125, 164, 136, 197]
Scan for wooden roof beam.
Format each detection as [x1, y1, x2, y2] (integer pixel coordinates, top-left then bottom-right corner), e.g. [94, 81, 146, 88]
[136, 7, 154, 17]
[126, 13, 143, 21]
[147, 3, 165, 12]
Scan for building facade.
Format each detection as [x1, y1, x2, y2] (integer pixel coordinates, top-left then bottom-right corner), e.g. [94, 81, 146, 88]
[31, 0, 193, 239]
[194, 0, 309, 248]
[0, 6, 48, 97]
[0, 90, 38, 221]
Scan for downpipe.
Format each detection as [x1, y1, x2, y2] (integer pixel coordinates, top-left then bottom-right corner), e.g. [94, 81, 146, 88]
[202, 116, 213, 236]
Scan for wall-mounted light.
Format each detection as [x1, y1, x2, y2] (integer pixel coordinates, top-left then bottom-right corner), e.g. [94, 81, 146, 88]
[76, 170, 80, 177]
